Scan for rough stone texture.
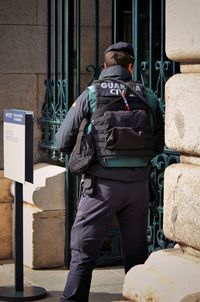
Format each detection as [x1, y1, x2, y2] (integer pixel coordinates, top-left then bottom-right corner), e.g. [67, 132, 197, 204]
[0, 0, 37, 25]
[10, 163, 66, 210]
[180, 64, 200, 73]
[163, 163, 200, 253]
[123, 248, 200, 302]
[37, 74, 47, 119]
[0, 203, 12, 259]
[23, 204, 65, 269]
[180, 155, 200, 166]
[0, 170, 12, 259]
[80, 26, 111, 74]
[0, 25, 47, 74]
[0, 122, 3, 169]
[80, 0, 112, 27]
[0, 171, 13, 203]
[0, 74, 37, 121]
[166, 0, 200, 63]
[165, 74, 200, 155]
[180, 245, 200, 259]
[37, 0, 47, 26]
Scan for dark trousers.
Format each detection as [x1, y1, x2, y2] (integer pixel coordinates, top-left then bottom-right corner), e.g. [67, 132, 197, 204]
[60, 177, 149, 302]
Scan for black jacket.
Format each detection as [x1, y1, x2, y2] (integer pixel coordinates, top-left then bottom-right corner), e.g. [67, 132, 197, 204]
[56, 65, 164, 181]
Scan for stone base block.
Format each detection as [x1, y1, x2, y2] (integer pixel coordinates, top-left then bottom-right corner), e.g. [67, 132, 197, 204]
[23, 203, 65, 269]
[0, 170, 13, 259]
[163, 163, 200, 254]
[0, 203, 12, 259]
[0, 171, 13, 203]
[11, 163, 66, 210]
[123, 249, 200, 302]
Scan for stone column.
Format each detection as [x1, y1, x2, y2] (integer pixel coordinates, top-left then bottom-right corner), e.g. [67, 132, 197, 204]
[123, 1, 200, 301]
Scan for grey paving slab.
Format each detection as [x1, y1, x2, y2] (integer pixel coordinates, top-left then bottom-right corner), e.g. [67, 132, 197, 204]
[0, 261, 128, 302]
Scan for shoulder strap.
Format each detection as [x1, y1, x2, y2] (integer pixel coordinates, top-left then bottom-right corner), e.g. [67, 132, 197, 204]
[88, 82, 124, 120]
[74, 117, 89, 154]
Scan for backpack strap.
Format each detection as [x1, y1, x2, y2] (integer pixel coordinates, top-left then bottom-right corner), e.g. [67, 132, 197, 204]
[74, 117, 89, 154]
[88, 83, 124, 120]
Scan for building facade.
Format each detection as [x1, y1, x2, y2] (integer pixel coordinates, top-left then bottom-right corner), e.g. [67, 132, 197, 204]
[1, 1, 200, 299]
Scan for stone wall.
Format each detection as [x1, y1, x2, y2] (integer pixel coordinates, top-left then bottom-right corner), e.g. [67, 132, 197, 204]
[0, 0, 112, 168]
[0, 0, 48, 169]
[123, 0, 200, 301]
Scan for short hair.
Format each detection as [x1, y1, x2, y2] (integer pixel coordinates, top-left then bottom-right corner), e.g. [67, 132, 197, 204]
[104, 51, 134, 68]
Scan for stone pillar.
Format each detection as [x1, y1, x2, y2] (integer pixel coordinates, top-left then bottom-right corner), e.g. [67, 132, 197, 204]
[11, 163, 66, 269]
[0, 171, 13, 259]
[123, 1, 200, 301]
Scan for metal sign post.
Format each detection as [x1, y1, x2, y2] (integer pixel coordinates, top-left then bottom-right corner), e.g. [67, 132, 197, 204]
[0, 109, 47, 301]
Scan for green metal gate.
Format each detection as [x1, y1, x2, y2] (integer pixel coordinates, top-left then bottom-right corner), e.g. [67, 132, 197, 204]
[41, 0, 179, 266]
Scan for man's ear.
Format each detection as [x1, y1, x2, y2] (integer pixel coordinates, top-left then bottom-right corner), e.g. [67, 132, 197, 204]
[128, 63, 134, 76]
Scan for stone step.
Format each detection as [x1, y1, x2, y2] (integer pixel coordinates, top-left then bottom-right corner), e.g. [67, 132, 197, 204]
[123, 248, 200, 302]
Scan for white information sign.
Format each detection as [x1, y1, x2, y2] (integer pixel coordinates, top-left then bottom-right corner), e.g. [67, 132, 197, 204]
[3, 109, 33, 184]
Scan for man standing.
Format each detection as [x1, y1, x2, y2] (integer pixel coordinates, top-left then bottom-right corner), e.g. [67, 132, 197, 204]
[56, 42, 164, 302]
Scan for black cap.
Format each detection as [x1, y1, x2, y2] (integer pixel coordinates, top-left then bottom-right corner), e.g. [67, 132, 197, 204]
[104, 41, 134, 59]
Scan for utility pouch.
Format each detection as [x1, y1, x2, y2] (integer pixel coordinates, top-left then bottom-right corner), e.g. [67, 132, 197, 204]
[68, 118, 95, 175]
[104, 110, 147, 149]
[81, 175, 95, 196]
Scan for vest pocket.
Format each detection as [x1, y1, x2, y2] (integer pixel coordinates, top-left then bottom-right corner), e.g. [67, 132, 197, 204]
[104, 110, 146, 150]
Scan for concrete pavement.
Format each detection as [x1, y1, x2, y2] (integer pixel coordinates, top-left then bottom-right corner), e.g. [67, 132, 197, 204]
[0, 260, 128, 302]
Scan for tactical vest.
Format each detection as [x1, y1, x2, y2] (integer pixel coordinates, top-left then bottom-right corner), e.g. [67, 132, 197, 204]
[88, 79, 156, 167]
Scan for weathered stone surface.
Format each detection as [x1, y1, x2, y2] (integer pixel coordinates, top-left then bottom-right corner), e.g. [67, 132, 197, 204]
[180, 245, 200, 258]
[80, 26, 111, 74]
[166, 0, 200, 63]
[0, 171, 13, 203]
[0, 74, 37, 121]
[0, 0, 37, 25]
[123, 249, 200, 302]
[10, 163, 66, 210]
[165, 74, 200, 155]
[23, 204, 65, 269]
[0, 203, 12, 259]
[37, 0, 47, 26]
[181, 64, 200, 73]
[0, 122, 3, 169]
[163, 163, 200, 252]
[80, 0, 112, 27]
[180, 155, 200, 166]
[0, 25, 47, 73]
[1, 184, 12, 258]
